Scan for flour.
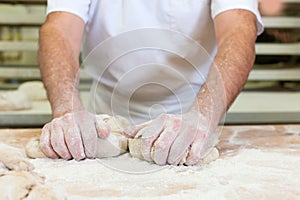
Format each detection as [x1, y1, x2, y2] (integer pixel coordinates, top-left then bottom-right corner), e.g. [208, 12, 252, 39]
[26, 114, 219, 165]
[30, 148, 300, 199]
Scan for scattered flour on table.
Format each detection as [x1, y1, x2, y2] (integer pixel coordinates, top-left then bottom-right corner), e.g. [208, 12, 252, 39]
[30, 149, 300, 200]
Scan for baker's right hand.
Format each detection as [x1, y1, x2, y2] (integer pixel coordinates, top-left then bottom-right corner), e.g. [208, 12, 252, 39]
[40, 111, 110, 160]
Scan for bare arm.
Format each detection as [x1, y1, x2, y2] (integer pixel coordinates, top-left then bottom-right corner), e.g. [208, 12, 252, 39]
[190, 9, 258, 129]
[39, 12, 85, 118]
[38, 12, 109, 160]
[121, 9, 258, 166]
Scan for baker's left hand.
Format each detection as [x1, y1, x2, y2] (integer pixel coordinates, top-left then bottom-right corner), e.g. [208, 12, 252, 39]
[125, 112, 218, 166]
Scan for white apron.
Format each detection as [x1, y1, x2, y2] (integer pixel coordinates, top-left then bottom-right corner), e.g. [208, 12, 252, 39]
[47, 0, 263, 124]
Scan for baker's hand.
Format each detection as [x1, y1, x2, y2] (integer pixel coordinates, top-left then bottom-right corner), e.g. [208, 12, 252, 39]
[40, 111, 110, 160]
[125, 112, 218, 166]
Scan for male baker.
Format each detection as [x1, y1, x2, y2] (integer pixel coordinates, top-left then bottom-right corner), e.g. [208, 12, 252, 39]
[39, 0, 263, 165]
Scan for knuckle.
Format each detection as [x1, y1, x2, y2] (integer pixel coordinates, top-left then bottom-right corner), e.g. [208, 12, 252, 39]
[196, 131, 207, 140]
[42, 123, 51, 131]
[80, 111, 90, 118]
[141, 132, 154, 143]
[40, 134, 49, 149]
[51, 119, 62, 127]
[183, 126, 196, 138]
[52, 116, 62, 123]
[64, 114, 74, 123]
[153, 142, 167, 152]
[171, 118, 181, 132]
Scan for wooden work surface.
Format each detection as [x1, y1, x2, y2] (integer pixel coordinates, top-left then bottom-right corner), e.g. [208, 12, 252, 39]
[0, 125, 300, 199]
[1, 125, 300, 157]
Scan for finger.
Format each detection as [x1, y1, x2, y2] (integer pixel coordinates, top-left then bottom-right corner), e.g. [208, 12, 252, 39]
[50, 120, 72, 160]
[123, 120, 152, 138]
[150, 118, 181, 165]
[76, 113, 98, 158]
[95, 116, 110, 139]
[140, 114, 167, 161]
[184, 132, 207, 166]
[63, 114, 85, 160]
[40, 123, 59, 159]
[80, 124, 98, 159]
[167, 122, 198, 165]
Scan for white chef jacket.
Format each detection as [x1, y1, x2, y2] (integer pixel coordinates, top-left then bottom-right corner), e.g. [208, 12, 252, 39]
[47, 0, 263, 124]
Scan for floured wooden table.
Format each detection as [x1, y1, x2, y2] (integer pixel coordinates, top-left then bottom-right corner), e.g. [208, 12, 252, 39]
[0, 125, 299, 199]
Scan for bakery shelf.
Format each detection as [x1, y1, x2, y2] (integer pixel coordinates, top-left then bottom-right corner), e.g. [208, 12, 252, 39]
[249, 65, 300, 81]
[0, 41, 37, 51]
[0, 13, 45, 26]
[0, 65, 91, 80]
[262, 17, 300, 28]
[255, 43, 300, 55]
[0, 0, 46, 4]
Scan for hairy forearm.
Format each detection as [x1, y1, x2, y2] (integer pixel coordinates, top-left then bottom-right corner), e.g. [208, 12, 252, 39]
[191, 21, 257, 128]
[213, 27, 256, 109]
[39, 22, 82, 118]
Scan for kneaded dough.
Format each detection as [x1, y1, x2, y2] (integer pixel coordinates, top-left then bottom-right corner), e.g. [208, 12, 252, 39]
[0, 170, 63, 200]
[0, 81, 47, 111]
[26, 114, 219, 165]
[25, 138, 47, 159]
[0, 171, 42, 200]
[26, 185, 65, 200]
[18, 81, 47, 101]
[95, 115, 130, 157]
[0, 143, 34, 171]
[128, 138, 219, 165]
[0, 90, 31, 111]
[0, 142, 64, 199]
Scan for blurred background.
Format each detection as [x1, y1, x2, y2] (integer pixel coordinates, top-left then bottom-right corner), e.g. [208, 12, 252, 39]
[0, 0, 299, 127]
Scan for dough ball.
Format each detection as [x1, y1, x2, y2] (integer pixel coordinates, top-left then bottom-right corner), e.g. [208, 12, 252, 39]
[0, 90, 31, 111]
[128, 138, 143, 160]
[102, 115, 131, 132]
[0, 143, 34, 171]
[0, 171, 40, 200]
[96, 134, 128, 158]
[18, 81, 47, 101]
[25, 137, 46, 159]
[96, 115, 130, 157]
